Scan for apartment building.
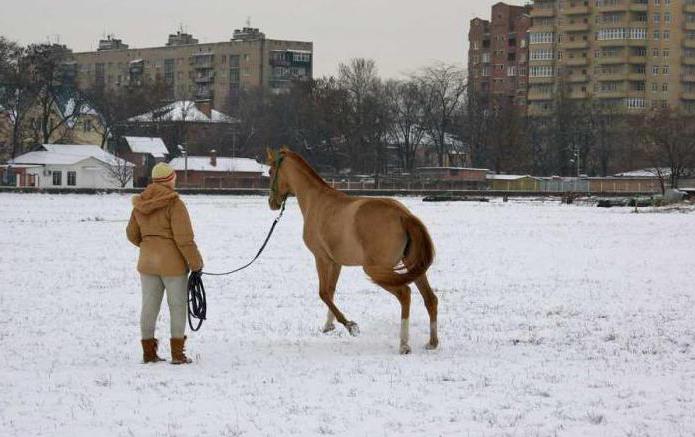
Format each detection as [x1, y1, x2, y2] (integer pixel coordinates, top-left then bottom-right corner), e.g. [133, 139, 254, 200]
[65, 28, 313, 112]
[468, 3, 532, 108]
[527, 0, 695, 114]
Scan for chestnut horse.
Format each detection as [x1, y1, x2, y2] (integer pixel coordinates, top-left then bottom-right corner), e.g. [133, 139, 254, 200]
[266, 148, 438, 354]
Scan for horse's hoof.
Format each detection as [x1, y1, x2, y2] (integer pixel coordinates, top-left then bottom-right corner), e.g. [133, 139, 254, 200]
[321, 323, 335, 334]
[400, 344, 412, 355]
[345, 321, 360, 337]
[425, 340, 439, 350]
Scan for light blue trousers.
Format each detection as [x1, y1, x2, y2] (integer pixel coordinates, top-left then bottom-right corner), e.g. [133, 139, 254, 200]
[140, 274, 187, 339]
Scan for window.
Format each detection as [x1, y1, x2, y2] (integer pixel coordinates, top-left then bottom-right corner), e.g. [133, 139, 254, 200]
[67, 171, 76, 186]
[52, 171, 62, 186]
[529, 32, 554, 44]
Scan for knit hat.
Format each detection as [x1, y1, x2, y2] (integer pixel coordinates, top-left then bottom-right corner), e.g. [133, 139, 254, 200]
[151, 163, 176, 183]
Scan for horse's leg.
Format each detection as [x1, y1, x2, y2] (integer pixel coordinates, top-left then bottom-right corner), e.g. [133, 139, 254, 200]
[364, 267, 412, 354]
[321, 262, 342, 333]
[414, 274, 439, 349]
[316, 257, 358, 336]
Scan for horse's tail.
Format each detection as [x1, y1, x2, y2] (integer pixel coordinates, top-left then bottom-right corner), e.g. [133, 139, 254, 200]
[368, 214, 435, 288]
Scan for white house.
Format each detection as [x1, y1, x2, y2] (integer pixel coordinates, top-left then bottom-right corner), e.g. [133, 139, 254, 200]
[8, 144, 135, 188]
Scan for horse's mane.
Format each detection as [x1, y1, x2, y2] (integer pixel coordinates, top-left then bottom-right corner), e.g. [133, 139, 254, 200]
[281, 149, 332, 189]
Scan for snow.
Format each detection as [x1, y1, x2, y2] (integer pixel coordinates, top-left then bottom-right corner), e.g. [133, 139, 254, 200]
[124, 136, 169, 158]
[1, 194, 694, 436]
[614, 168, 670, 178]
[487, 174, 539, 181]
[10, 144, 134, 167]
[128, 100, 236, 124]
[169, 156, 270, 176]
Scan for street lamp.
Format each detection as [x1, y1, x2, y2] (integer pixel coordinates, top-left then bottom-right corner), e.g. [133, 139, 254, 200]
[177, 144, 188, 184]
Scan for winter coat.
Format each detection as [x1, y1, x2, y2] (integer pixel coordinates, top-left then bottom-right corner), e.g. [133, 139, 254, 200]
[126, 183, 203, 276]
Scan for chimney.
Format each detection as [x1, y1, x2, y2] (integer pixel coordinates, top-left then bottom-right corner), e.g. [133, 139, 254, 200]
[210, 149, 217, 167]
[195, 100, 212, 119]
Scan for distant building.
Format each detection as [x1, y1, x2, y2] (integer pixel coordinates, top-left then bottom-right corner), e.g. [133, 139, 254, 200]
[468, 2, 531, 109]
[66, 27, 313, 112]
[116, 136, 169, 187]
[6, 144, 134, 188]
[121, 100, 239, 158]
[169, 150, 269, 189]
[526, 0, 695, 115]
[488, 174, 542, 191]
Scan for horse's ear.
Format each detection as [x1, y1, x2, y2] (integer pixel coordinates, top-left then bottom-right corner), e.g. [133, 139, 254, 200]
[266, 148, 274, 163]
[280, 145, 290, 153]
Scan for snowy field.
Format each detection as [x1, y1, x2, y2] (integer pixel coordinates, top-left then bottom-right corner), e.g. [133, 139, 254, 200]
[1, 193, 694, 437]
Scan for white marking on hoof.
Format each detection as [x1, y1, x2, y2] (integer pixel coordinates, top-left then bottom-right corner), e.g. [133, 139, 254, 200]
[345, 321, 360, 337]
[321, 323, 336, 333]
[400, 344, 412, 354]
[425, 341, 438, 350]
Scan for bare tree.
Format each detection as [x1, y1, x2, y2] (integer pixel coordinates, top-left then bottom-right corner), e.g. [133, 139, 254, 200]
[100, 157, 134, 188]
[413, 63, 467, 167]
[338, 58, 391, 176]
[384, 79, 425, 173]
[84, 79, 168, 148]
[0, 37, 34, 158]
[636, 108, 695, 190]
[24, 43, 88, 144]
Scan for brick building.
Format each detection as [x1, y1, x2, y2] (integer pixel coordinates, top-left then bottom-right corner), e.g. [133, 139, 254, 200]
[527, 0, 695, 115]
[65, 27, 313, 112]
[468, 2, 532, 109]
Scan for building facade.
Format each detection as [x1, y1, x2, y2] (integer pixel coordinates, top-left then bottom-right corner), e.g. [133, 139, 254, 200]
[468, 3, 532, 108]
[66, 28, 313, 112]
[527, 0, 695, 114]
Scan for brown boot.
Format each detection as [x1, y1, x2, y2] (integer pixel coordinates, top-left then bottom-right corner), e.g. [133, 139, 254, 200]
[141, 338, 165, 363]
[170, 336, 193, 364]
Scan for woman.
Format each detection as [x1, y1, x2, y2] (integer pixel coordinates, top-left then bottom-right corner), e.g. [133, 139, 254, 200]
[126, 162, 203, 364]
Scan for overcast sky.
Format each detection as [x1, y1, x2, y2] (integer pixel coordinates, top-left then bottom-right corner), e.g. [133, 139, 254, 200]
[1, 0, 526, 78]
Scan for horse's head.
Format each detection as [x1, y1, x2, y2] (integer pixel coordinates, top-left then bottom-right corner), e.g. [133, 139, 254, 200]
[266, 147, 290, 210]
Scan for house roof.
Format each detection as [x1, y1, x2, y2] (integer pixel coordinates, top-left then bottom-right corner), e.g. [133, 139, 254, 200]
[124, 137, 169, 158]
[614, 168, 671, 178]
[10, 144, 134, 167]
[169, 156, 270, 176]
[128, 100, 237, 124]
[487, 174, 539, 181]
[418, 166, 489, 172]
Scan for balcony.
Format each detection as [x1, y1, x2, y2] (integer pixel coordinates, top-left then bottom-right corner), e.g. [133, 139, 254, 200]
[567, 74, 589, 83]
[628, 72, 646, 81]
[562, 22, 590, 32]
[529, 76, 555, 84]
[628, 55, 647, 64]
[684, 22, 695, 31]
[598, 55, 628, 64]
[684, 39, 695, 49]
[597, 1, 627, 12]
[596, 72, 626, 81]
[568, 90, 590, 99]
[598, 39, 628, 47]
[628, 39, 648, 47]
[596, 91, 627, 99]
[561, 40, 589, 49]
[683, 56, 695, 65]
[563, 6, 590, 15]
[629, 1, 648, 12]
[682, 74, 695, 82]
[194, 72, 215, 83]
[530, 7, 555, 18]
[682, 91, 695, 100]
[564, 57, 589, 66]
[686, 4, 695, 13]
[528, 90, 553, 101]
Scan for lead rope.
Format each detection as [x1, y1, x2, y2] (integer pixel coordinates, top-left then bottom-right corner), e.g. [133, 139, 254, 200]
[187, 199, 286, 331]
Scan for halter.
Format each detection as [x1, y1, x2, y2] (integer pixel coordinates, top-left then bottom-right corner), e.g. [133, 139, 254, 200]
[270, 153, 286, 202]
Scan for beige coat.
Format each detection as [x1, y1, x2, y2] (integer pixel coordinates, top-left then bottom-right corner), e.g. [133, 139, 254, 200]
[126, 184, 203, 276]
